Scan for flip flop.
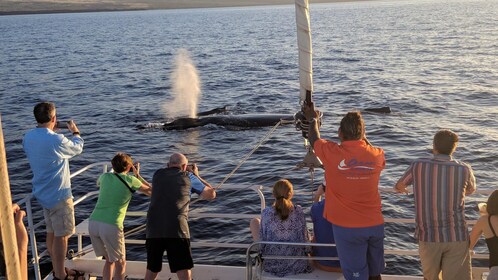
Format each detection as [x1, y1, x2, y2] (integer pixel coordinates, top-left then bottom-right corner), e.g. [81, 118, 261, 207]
[52, 271, 69, 280]
[65, 267, 85, 280]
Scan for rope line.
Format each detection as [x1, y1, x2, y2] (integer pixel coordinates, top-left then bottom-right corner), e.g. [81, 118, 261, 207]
[71, 119, 302, 257]
[214, 120, 283, 190]
[93, 120, 285, 243]
[187, 120, 284, 214]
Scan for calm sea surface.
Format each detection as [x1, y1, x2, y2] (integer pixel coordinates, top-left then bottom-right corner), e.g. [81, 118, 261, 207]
[1, 0, 497, 277]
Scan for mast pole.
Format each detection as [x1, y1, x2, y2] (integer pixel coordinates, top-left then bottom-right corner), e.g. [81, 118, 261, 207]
[295, 0, 322, 140]
[295, 0, 313, 106]
[0, 114, 23, 280]
[294, 0, 323, 174]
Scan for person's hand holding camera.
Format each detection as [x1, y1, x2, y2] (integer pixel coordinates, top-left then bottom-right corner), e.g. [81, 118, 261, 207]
[131, 162, 140, 176]
[187, 163, 199, 176]
[67, 120, 80, 136]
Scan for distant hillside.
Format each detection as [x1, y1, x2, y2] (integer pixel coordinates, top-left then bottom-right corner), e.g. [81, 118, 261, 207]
[0, 0, 364, 15]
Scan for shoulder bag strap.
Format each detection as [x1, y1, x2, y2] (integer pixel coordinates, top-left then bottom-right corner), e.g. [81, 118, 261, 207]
[114, 173, 136, 194]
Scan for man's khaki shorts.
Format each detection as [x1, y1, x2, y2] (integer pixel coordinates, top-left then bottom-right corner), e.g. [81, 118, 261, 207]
[418, 240, 471, 280]
[43, 199, 75, 237]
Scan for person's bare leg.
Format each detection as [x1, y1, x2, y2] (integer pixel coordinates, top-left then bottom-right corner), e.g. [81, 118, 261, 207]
[52, 235, 69, 279]
[144, 269, 159, 280]
[176, 269, 192, 280]
[102, 258, 114, 280]
[250, 218, 261, 241]
[113, 259, 126, 280]
[46, 232, 54, 257]
[14, 210, 28, 280]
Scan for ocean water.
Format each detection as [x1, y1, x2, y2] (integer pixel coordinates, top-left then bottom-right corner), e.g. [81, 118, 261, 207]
[0, 0, 497, 277]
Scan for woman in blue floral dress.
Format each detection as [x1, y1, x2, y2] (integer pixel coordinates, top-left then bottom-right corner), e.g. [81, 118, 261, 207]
[250, 179, 313, 277]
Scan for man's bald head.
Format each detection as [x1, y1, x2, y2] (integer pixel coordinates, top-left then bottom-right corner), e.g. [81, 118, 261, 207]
[168, 153, 188, 170]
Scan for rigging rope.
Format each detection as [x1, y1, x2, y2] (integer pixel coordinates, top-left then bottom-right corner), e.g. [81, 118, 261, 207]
[70, 120, 320, 258]
[184, 119, 285, 216]
[69, 119, 318, 258]
[214, 120, 283, 190]
[105, 120, 288, 243]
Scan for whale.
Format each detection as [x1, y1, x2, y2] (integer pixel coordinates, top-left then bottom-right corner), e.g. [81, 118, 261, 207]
[161, 114, 295, 130]
[136, 106, 392, 130]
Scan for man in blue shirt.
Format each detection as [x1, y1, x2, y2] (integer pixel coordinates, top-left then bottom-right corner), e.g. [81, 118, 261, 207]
[23, 102, 84, 280]
[311, 180, 341, 272]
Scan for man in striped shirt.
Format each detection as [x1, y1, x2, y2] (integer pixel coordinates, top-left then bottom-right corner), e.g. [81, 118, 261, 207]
[395, 129, 476, 280]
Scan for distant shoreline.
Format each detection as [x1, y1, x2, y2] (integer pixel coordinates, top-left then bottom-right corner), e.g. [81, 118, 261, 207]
[0, 8, 145, 16]
[0, 0, 373, 16]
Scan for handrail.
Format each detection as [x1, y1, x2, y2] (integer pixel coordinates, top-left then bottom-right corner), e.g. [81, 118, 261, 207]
[127, 211, 260, 219]
[245, 241, 338, 280]
[69, 162, 108, 178]
[244, 241, 489, 279]
[19, 162, 109, 280]
[73, 191, 99, 206]
[379, 187, 494, 196]
[17, 162, 493, 280]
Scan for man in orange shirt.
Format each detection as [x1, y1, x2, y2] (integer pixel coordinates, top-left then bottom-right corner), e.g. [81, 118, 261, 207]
[304, 102, 385, 280]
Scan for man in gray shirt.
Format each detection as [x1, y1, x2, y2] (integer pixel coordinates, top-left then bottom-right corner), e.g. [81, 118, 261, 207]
[144, 153, 215, 280]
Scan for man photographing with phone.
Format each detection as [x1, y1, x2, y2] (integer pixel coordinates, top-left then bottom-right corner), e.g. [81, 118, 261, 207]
[23, 101, 84, 280]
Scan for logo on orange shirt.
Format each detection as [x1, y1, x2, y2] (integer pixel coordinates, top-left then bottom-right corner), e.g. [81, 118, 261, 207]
[337, 159, 375, 171]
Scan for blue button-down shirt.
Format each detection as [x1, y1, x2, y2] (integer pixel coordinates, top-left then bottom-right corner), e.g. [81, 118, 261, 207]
[188, 172, 206, 195]
[23, 128, 84, 209]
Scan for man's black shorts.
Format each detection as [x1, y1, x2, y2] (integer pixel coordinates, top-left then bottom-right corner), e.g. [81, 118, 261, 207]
[146, 238, 193, 273]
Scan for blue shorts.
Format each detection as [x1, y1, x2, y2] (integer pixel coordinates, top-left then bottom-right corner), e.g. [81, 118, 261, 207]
[332, 223, 385, 280]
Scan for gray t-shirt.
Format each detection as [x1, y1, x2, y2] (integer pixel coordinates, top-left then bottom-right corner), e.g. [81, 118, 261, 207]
[146, 167, 192, 238]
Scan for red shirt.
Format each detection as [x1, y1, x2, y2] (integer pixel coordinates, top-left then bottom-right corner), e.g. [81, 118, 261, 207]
[314, 139, 385, 228]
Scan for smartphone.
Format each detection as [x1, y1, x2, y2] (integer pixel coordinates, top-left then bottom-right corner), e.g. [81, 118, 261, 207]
[55, 120, 70, 129]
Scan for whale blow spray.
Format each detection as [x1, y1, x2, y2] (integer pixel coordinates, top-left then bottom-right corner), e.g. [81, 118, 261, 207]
[163, 49, 201, 119]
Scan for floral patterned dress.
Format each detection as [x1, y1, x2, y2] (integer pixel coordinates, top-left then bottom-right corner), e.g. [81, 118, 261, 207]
[259, 205, 313, 276]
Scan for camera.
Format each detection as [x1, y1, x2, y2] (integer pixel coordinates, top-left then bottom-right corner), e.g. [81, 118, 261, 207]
[55, 120, 70, 129]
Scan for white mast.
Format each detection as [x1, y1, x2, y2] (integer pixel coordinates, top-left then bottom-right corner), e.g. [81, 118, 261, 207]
[294, 0, 323, 174]
[295, 0, 313, 105]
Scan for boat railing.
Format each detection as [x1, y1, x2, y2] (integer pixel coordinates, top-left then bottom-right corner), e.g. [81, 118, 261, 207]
[16, 162, 492, 280]
[245, 239, 489, 280]
[245, 241, 338, 279]
[75, 185, 267, 251]
[17, 162, 108, 280]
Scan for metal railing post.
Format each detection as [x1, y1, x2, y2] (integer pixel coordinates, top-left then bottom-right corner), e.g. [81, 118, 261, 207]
[251, 185, 265, 214]
[25, 197, 41, 280]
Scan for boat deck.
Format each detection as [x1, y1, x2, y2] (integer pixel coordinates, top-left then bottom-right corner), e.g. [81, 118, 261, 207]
[64, 246, 426, 280]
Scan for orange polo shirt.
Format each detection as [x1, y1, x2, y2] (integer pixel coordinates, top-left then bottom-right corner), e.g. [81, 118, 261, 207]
[314, 139, 385, 228]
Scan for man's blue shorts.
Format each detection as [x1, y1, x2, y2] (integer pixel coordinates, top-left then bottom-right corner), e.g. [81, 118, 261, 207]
[332, 223, 385, 280]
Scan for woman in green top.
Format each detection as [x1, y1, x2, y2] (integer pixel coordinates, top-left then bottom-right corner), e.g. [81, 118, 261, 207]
[89, 152, 152, 280]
